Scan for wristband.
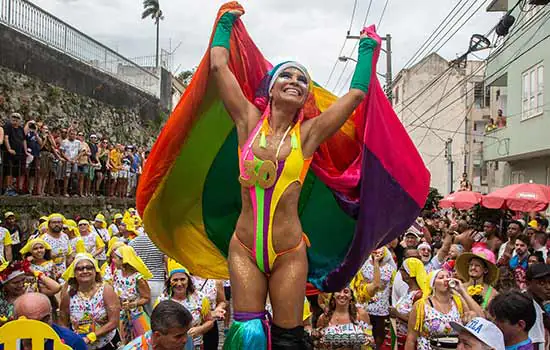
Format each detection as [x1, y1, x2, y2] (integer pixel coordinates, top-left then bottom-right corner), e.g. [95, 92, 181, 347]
[350, 37, 377, 93]
[211, 12, 237, 49]
[86, 332, 97, 343]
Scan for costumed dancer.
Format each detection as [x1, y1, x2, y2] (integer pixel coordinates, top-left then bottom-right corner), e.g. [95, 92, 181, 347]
[210, 4, 377, 348]
[136, 2, 430, 349]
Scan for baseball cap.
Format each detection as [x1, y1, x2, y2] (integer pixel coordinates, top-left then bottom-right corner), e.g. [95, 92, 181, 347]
[405, 231, 421, 239]
[451, 318, 505, 350]
[114, 213, 123, 220]
[526, 263, 550, 280]
[4, 212, 15, 219]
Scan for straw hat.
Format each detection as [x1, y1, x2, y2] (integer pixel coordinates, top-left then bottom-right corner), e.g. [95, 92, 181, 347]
[456, 245, 499, 285]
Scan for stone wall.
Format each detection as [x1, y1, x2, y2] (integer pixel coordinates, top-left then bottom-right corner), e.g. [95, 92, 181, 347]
[0, 65, 160, 146]
[0, 196, 135, 236]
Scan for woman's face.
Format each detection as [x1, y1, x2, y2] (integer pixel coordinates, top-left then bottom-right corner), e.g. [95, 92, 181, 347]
[170, 272, 189, 296]
[75, 260, 96, 284]
[400, 266, 411, 284]
[334, 287, 353, 307]
[433, 270, 450, 292]
[113, 253, 123, 269]
[78, 223, 89, 235]
[270, 68, 309, 108]
[468, 257, 488, 280]
[372, 248, 385, 261]
[31, 243, 46, 260]
[4, 275, 27, 297]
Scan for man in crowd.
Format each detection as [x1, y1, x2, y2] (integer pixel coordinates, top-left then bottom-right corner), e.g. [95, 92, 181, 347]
[122, 300, 192, 350]
[3, 212, 23, 261]
[525, 264, 550, 349]
[3, 113, 28, 196]
[130, 229, 167, 314]
[41, 214, 73, 281]
[0, 222, 13, 262]
[483, 220, 502, 255]
[60, 129, 81, 197]
[13, 293, 86, 350]
[25, 119, 42, 195]
[489, 290, 537, 350]
[451, 317, 505, 350]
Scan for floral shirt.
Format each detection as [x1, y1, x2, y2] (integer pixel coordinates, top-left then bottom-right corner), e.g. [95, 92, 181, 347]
[417, 300, 462, 350]
[81, 232, 105, 261]
[41, 232, 72, 281]
[192, 277, 217, 311]
[70, 284, 116, 349]
[395, 290, 421, 335]
[0, 296, 14, 325]
[32, 260, 55, 279]
[362, 260, 395, 316]
[157, 292, 209, 347]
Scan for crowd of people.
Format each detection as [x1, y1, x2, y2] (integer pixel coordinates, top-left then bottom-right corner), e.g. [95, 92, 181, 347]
[0, 112, 148, 198]
[2, 207, 550, 349]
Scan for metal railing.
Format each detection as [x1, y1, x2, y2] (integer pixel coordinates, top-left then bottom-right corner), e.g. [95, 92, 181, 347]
[0, 0, 160, 97]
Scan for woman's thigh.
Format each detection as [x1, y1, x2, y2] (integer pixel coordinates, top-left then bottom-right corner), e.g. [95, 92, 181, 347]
[228, 235, 268, 313]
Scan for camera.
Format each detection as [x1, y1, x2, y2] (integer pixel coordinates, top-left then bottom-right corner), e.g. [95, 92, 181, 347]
[29, 122, 36, 130]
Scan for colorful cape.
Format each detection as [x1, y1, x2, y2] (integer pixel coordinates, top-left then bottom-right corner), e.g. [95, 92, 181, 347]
[137, 3, 430, 292]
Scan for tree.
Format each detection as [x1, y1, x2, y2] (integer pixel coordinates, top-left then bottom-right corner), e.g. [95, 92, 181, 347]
[177, 67, 196, 88]
[423, 187, 443, 213]
[141, 0, 164, 68]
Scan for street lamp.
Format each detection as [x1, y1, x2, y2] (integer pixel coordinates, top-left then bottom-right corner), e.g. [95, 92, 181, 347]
[338, 56, 386, 79]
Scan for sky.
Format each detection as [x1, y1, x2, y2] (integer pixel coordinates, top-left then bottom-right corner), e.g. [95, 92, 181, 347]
[32, 0, 503, 95]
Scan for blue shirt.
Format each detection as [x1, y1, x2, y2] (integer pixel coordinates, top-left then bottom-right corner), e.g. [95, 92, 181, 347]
[0, 323, 86, 350]
[506, 338, 534, 350]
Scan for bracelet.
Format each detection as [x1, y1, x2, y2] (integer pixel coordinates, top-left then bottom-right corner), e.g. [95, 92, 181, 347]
[86, 332, 97, 343]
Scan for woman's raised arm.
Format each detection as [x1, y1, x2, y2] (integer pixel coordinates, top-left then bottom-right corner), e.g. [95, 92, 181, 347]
[210, 9, 256, 130]
[303, 33, 377, 156]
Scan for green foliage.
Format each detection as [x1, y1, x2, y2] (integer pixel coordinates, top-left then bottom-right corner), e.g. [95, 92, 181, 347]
[141, 0, 163, 23]
[177, 67, 197, 88]
[423, 187, 443, 212]
[46, 86, 62, 104]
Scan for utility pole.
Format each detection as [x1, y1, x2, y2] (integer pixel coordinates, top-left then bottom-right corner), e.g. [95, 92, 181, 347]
[445, 138, 454, 194]
[346, 33, 393, 101]
[385, 34, 393, 103]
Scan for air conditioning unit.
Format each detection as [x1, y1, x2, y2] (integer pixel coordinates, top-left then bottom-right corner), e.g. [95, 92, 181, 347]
[529, 0, 550, 5]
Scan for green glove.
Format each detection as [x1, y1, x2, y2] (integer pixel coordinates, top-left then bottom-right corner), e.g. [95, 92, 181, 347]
[350, 37, 378, 93]
[211, 12, 238, 50]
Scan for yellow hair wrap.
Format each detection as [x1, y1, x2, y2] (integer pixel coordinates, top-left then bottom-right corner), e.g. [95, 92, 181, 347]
[115, 245, 153, 280]
[62, 253, 101, 281]
[95, 214, 107, 229]
[47, 213, 66, 226]
[106, 239, 125, 258]
[78, 219, 90, 226]
[20, 238, 52, 255]
[403, 258, 430, 297]
[167, 258, 189, 278]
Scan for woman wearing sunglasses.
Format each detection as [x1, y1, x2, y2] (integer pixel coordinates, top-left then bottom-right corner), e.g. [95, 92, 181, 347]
[60, 253, 121, 349]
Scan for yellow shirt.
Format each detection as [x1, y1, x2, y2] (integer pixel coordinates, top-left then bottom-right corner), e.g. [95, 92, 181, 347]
[109, 149, 122, 170]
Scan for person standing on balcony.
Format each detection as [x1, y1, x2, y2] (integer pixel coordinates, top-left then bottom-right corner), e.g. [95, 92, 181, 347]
[3, 113, 29, 196]
[76, 131, 91, 197]
[496, 109, 507, 128]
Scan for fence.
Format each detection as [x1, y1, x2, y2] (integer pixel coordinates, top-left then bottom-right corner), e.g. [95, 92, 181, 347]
[0, 0, 160, 97]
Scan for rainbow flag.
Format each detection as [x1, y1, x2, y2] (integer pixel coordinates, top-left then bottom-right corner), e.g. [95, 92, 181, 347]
[137, 3, 430, 292]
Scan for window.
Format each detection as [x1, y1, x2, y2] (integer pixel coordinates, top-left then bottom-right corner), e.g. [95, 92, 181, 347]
[511, 171, 525, 184]
[522, 63, 544, 120]
[394, 86, 400, 105]
[485, 85, 491, 109]
[474, 82, 484, 108]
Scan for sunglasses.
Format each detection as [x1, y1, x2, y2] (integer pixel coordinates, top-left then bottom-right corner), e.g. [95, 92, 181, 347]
[78, 223, 88, 227]
[75, 265, 95, 272]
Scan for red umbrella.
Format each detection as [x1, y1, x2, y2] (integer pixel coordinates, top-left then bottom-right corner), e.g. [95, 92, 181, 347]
[481, 182, 550, 212]
[440, 191, 482, 210]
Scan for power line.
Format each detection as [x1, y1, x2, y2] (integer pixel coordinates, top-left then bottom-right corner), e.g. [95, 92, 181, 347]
[401, 0, 465, 69]
[331, 0, 375, 92]
[325, 0, 362, 86]
[377, 0, 390, 28]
